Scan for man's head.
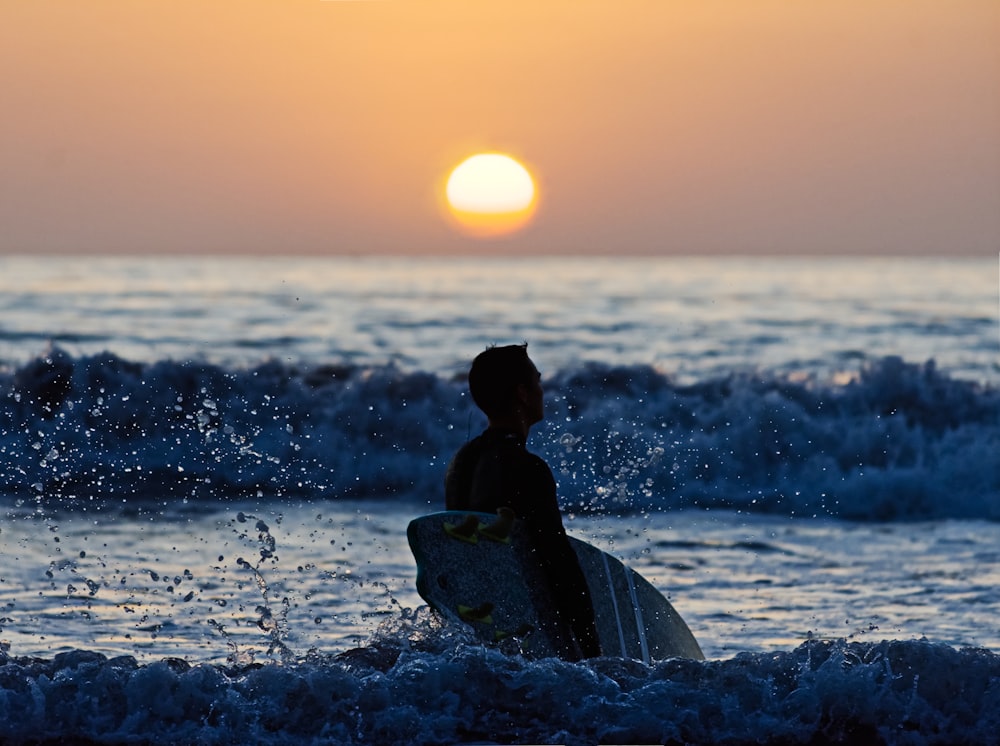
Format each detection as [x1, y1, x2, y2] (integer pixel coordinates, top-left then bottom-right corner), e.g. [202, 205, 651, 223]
[468, 344, 543, 424]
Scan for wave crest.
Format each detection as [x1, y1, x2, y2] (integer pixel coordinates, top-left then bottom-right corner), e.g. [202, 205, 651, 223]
[2, 350, 997, 521]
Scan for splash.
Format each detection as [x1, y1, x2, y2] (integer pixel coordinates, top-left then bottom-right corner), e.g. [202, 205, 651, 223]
[1, 350, 997, 520]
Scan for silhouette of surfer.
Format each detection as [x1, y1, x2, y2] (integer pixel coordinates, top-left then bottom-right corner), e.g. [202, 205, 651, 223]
[445, 344, 601, 660]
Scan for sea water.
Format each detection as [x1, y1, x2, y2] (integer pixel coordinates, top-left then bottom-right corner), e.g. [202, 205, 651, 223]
[0, 255, 997, 744]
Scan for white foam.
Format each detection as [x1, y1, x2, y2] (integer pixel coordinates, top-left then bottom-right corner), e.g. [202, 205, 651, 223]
[2, 351, 995, 521]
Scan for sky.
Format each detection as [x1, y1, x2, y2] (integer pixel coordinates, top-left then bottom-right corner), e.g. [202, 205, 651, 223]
[1, 0, 998, 256]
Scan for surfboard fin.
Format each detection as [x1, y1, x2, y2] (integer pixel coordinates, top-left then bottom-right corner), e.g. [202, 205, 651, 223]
[443, 514, 482, 544]
[457, 602, 494, 625]
[479, 507, 515, 543]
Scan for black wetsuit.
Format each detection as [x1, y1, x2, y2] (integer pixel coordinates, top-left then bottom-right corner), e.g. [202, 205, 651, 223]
[445, 427, 601, 659]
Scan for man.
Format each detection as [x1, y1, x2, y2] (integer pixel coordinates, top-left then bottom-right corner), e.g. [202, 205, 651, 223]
[445, 344, 601, 660]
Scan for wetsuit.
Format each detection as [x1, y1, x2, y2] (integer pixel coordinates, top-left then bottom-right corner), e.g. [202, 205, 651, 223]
[445, 427, 601, 659]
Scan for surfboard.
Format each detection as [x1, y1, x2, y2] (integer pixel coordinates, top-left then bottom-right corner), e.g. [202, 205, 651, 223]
[406, 510, 704, 662]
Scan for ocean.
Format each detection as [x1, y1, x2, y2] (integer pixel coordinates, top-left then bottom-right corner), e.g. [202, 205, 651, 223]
[0, 254, 997, 745]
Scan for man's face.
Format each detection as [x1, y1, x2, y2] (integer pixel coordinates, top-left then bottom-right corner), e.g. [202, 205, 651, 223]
[520, 362, 544, 425]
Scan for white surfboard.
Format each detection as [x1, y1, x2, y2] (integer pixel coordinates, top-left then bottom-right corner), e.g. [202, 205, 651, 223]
[407, 511, 704, 662]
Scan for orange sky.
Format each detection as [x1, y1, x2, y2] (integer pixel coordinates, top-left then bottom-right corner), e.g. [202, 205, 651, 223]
[1, 0, 997, 255]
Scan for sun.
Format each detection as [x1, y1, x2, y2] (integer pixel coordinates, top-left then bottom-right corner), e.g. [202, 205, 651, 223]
[444, 153, 537, 238]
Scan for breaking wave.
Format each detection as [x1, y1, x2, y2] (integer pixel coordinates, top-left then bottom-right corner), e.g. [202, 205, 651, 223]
[0, 631, 996, 745]
[2, 349, 997, 521]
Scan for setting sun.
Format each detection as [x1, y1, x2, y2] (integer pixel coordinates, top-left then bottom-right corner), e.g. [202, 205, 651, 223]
[444, 153, 537, 238]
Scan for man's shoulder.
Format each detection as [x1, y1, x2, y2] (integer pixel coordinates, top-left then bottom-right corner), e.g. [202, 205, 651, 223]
[451, 429, 551, 474]
[451, 435, 481, 457]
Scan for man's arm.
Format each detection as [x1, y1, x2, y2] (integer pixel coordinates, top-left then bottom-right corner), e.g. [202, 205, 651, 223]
[519, 458, 602, 659]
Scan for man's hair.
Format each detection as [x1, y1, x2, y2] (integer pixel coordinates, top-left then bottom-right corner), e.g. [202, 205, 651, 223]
[468, 344, 535, 418]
